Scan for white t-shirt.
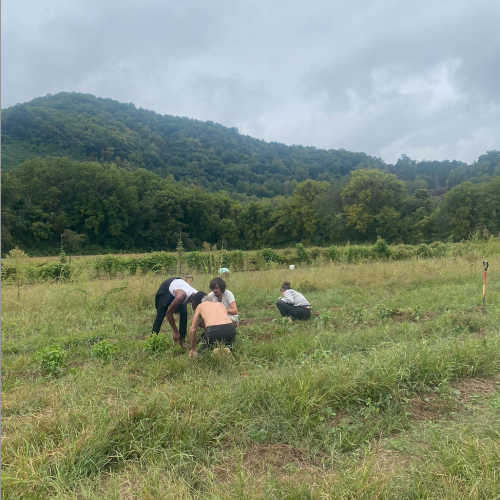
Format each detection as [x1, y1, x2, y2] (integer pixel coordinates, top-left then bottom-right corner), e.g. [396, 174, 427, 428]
[203, 290, 239, 325]
[168, 279, 197, 304]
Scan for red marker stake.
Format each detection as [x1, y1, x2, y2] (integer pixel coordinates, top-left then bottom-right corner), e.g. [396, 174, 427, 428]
[482, 261, 489, 313]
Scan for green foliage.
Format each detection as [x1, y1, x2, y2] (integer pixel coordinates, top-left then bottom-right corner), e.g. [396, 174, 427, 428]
[345, 244, 373, 263]
[417, 243, 431, 257]
[247, 424, 268, 443]
[58, 246, 67, 264]
[272, 317, 292, 334]
[295, 243, 311, 264]
[376, 304, 396, 320]
[2, 260, 72, 283]
[90, 340, 117, 362]
[34, 344, 66, 377]
[373, 237, 389, 257]
[350, 307, 367, 325]
[93, 252, 176, 278]
[3, 237, 500, 284]
[259, 248, 281, 264]
[143, 335, 169, 355]
[327, 245, 339, 261]
[2, 95, 500, 257]
[342, 169, 406, 237]
[1, 92, 386, 190]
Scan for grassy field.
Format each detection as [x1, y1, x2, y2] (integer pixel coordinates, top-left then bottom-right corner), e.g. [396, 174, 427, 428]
[2, 257, 500, 499]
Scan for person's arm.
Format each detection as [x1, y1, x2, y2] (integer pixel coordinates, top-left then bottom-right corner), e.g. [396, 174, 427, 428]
[280, 290, 294, 304]
[224, 291, 238, 316]
[227, 301, 238, 316]
[166, 291, 187, 340]
[189, 307, 203, 355]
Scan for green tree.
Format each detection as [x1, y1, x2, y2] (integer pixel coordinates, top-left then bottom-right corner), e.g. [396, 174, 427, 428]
[341, 170, 406, 239]
[270, 180, 329, 245]
[238, 202, 275, 249]
[440, 182, 481, 241]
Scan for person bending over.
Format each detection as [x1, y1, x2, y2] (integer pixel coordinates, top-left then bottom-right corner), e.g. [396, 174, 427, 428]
[152, 277, 198, 347]
[203, 277, 239, 326]
[217, 267, 230, 277]
[275, 281, 311, 322]
[189, 291, 237, 357]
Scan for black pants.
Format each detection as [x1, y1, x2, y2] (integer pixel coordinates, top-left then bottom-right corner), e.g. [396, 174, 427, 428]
[152, 293, 188, 340]
[275, 300, 311, 320]
[199, 324, 237, 352]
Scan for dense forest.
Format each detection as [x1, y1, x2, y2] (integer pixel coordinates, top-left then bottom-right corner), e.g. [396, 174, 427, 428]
[2, 93, 500, 255]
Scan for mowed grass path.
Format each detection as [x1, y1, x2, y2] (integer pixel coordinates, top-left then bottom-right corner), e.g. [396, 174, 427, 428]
[2, 258, 500, 499]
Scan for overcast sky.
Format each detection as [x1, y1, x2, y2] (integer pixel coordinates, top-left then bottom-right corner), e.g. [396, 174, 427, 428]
[2, 0, 499, 164]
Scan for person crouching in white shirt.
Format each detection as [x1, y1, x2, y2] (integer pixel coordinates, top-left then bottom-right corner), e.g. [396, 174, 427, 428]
[276, 281, 311, 323]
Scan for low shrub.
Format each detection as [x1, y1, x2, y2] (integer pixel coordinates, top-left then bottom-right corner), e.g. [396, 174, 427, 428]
[90, 340, 118, 362]
[34, 344, 66, 377]
[259, 248, 282, 265]
[144, 334, 169, 355]
[296, 244, 311, 264]
[327, 246, 339, 262]
[373, 237, 389, 258]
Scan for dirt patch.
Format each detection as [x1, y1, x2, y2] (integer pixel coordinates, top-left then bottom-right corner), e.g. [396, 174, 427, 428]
[239, 317, 275, 326]
[213, 443, 326, 485]
[409, 376, 499, 421]
[471, 328, 488, 338]
[390, 310, 437, 323]
[370, 447, 413, 475]
[327, 411, 352, 429]
[242, 444, 319, 472]
[409, 393, 449, 422]
[451, 376, 498, 405]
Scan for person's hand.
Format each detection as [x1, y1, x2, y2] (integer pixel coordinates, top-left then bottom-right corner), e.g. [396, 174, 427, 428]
[172, 331, 180, 343]
[188, 349, 198, 358]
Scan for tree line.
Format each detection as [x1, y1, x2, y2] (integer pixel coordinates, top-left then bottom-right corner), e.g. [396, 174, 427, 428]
[2, 157, 499, 256]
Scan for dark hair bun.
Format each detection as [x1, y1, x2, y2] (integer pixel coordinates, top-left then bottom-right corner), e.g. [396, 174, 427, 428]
[281, 281, 292, 291]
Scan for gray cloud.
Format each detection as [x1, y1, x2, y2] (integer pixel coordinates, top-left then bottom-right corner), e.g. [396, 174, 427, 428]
[2, 0, 499, 163]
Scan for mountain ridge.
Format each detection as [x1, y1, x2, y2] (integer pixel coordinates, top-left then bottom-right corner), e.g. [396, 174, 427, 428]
[1, 92, 386, 197]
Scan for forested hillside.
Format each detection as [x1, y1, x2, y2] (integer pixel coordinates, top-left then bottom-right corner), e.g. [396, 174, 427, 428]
[2, 93, 500, 255]
[1, 92, 386, 197]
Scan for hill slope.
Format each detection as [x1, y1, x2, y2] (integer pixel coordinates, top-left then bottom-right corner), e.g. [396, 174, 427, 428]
[1, 92, 385, 197]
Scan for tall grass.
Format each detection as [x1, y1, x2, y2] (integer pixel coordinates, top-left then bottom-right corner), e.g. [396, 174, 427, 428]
[2, 256, 500, 499]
